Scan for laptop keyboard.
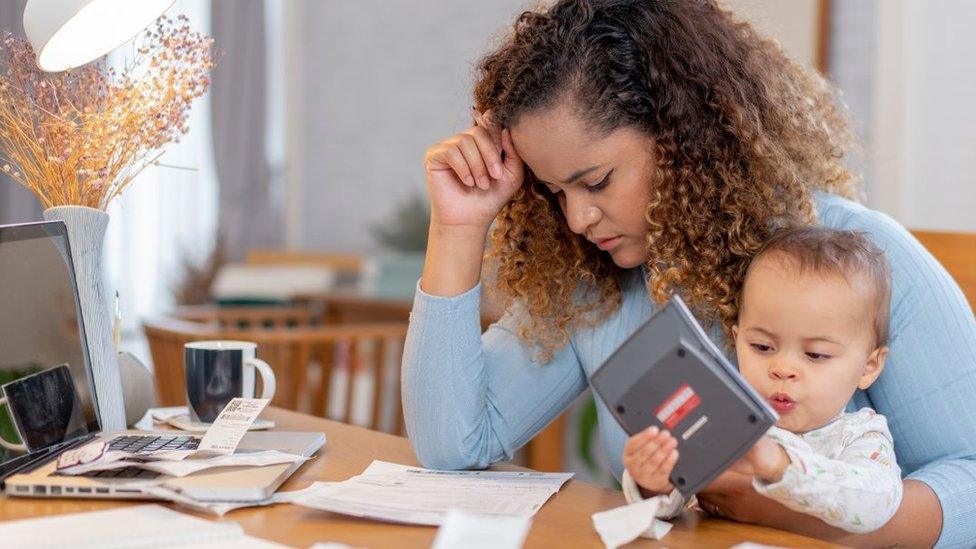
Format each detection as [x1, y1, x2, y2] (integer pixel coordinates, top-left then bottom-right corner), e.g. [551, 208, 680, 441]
[80, 435, 201, 479]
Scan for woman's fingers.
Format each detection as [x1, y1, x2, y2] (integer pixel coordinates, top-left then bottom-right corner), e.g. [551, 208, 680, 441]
[473, 108, 503, 144]
[427, 144, 475, 187]
[455, 134, 492, 190]
[469, 126, 503, 179]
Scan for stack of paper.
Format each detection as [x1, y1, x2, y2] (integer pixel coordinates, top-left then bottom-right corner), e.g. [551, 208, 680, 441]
[289, 460, 573, 526]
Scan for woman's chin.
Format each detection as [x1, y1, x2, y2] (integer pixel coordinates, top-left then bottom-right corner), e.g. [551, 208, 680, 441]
[608, 247, 647, 269]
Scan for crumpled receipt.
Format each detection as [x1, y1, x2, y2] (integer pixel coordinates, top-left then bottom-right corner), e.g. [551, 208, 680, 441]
[592, 496, 674, 549]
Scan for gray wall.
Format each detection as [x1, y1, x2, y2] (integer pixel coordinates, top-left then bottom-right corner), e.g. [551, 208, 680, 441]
[292, 0, 529, 252]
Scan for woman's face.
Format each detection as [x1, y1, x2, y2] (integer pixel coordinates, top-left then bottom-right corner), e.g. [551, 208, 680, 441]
[509, 102, 656, 269]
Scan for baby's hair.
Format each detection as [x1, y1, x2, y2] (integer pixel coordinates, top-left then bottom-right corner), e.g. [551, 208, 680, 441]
[749, 227, 892, 347]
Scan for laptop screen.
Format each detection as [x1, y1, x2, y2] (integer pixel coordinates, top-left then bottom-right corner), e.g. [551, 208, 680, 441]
[0, 222, 98, 466]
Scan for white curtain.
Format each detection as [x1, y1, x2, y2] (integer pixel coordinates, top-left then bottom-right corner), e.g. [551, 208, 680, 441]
[104, 0, 218, 365]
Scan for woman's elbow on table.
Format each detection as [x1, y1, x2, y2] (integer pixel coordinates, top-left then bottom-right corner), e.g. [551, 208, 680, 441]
[409, 435, 490, 471]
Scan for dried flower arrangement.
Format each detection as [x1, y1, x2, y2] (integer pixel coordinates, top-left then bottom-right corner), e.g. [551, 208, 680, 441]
[0, 14, 214, 210]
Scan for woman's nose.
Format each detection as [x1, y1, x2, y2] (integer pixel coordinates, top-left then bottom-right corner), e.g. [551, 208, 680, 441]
[563, 194, 602, 235]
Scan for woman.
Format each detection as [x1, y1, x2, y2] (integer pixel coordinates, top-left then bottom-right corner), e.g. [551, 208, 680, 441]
[403, 1, 976, 546]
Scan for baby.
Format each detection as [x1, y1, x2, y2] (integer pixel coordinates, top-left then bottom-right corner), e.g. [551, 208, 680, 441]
[621, 227, 903, 533]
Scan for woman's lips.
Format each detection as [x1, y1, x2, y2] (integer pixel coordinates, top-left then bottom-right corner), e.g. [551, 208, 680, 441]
[595, 236, 622, 250]
[769, 392, 796, 413]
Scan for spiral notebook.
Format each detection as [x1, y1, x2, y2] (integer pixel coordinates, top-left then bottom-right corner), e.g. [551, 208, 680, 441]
[0, 504, 286, 548]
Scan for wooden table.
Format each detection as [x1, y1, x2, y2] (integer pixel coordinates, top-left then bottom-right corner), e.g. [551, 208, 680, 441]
[0, 408, 839, 548]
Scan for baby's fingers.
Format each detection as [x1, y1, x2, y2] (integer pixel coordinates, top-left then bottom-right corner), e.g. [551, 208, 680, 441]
[623, 426, 660, 456]
[636, 431, 677, 469]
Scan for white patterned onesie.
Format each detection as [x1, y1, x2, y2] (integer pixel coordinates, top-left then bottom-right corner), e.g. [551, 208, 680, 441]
[622, 407, 903, 533]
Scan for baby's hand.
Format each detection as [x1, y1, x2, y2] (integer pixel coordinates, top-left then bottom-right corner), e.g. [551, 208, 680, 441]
[623, 426, 679, 494]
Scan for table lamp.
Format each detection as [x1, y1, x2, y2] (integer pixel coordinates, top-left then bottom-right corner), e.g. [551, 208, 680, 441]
[23, 0, 175, 72]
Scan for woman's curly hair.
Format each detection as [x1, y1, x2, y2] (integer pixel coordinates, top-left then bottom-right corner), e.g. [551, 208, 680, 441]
[474, 0, 860, 361]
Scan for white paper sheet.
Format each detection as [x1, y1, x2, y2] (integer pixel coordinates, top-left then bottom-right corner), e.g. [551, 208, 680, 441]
[592, 497, 674, 549]
[0, 504, 287, 548]
[290, 460, 572, 526]
[432, 510, 532, 549]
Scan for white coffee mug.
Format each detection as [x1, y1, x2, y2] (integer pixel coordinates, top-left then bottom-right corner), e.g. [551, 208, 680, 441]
[184, 341, 276, 423]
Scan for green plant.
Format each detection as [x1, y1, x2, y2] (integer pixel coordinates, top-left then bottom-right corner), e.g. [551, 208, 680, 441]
[576, 395, 621, 489]
[371, 192, 430, 253]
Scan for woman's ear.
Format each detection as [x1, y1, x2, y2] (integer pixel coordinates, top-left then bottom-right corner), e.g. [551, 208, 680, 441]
[858, 346, 889, 390]
[731, 325, 739, 341]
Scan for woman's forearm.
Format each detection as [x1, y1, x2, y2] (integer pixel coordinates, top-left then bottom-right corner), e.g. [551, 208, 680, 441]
[420, 222, 489, 297]
[758, 480, 942, 547]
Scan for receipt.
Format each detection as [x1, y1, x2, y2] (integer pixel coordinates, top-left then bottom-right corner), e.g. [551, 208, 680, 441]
[592, 497, 673, 549]
[198, 398, 270, 455]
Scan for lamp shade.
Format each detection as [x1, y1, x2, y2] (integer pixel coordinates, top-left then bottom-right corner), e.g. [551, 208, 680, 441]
[23, 0, 175, 72]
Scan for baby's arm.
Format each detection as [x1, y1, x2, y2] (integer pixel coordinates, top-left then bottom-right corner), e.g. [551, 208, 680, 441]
[752, 416, 903, 533]
[622, 427, 689, 519]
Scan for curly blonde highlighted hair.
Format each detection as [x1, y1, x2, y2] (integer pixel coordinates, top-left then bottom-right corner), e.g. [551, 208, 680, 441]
[475, 0, 860, 361]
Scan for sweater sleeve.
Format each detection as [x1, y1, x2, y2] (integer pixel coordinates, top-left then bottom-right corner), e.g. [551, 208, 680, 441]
[401, 281, 588, 470]
[621, 469, 690, 520]
[753, 415, 903, 533]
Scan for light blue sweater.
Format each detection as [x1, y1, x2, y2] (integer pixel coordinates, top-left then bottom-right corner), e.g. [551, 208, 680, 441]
[402, 193, 976, 547]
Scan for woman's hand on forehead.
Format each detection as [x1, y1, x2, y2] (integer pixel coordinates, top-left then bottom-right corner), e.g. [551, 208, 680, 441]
[422, 109, 525, 230]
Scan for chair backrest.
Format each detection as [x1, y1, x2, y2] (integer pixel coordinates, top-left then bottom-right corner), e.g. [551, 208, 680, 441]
[174, 305, 323, 329]
[143, 310, 410, 435]
[912, 230, 976, 311]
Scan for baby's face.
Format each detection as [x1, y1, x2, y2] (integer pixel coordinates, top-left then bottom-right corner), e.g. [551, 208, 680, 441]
[735, 253, 887, 433]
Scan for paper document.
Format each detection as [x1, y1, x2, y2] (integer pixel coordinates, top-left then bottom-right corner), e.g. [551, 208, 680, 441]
[289, 460, 572, 526]
[432, 510, 532, 549]
[198, 398, 270, 454]
[0, 504, 287, 548]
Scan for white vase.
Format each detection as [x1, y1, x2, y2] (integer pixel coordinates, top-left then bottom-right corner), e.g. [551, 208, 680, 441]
[43, 205, 126, 430]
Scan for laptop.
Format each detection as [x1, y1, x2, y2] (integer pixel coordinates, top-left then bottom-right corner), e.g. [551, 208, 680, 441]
[590, 294, 777, 496]
[0, 221, 324, 501]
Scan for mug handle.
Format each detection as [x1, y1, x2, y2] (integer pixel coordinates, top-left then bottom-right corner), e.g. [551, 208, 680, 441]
[246, 358, 276, 401]
[0, 396, 28, 452]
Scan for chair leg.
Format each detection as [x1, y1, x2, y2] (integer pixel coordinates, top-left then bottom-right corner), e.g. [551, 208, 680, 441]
[526, 412, 567, 472]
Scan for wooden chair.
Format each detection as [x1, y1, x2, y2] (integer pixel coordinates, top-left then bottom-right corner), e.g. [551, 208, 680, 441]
[144, 310, 410, 435]
[912, 230, 976, 311]
[144, 305, 570, 470]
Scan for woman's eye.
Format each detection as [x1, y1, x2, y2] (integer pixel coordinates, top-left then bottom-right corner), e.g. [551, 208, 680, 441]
[585, 170, 612, 192]
[805, 352, 830, 361]
[750, 343, 773, 353]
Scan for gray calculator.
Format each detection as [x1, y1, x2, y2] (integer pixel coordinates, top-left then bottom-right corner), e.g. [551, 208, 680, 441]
[590, 294, 778, 496]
